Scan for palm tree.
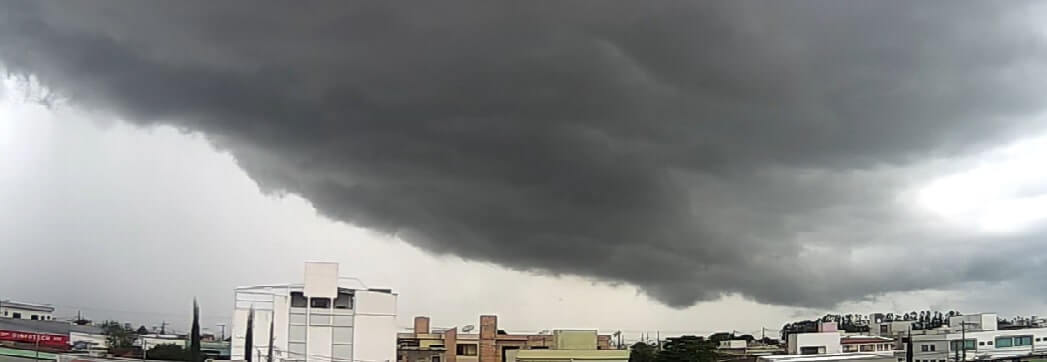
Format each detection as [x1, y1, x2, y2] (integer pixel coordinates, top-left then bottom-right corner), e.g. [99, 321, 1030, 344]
[267, 312, 275, 362]
[191, 299, 202, 362]
[245, 306, 255, 362]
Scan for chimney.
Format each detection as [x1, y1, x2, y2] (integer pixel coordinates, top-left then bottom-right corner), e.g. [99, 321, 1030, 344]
[415, 316, 431, 334]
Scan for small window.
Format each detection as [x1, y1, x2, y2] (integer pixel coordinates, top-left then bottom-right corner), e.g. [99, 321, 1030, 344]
[310, 297, 330, 309]
[979, 341, 985, 346]
[987, 341, 993, 346]
[12, 312, 20, 319]
[860, 345, 874, 352]
[456, 344, 478, 356]
[1016, 336, 1033, 346]
[431, 357, 441, 362]
[290, 292, 307, 308]
[1037, 338, 1042, 342]
[921, 345, 929, 352]
[31, 315, 39, 320]
[930, 345, 935, 351]
[996, 337, 1012, 348]
[334, 292, 353, 309]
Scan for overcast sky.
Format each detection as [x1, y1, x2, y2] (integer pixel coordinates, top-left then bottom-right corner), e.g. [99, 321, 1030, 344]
[4, 1, 1047, 341]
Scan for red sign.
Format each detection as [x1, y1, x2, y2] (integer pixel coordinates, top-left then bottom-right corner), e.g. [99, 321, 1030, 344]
[0, 330, 69, 347]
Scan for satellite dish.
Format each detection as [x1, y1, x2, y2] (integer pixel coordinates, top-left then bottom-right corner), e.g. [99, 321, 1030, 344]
[462, 325, 475, 333]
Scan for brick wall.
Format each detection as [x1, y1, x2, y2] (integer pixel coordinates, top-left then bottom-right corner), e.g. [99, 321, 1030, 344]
[414, 316, 431, 334]
[479, 315, 498, 362]
[443, 327, 457, 362]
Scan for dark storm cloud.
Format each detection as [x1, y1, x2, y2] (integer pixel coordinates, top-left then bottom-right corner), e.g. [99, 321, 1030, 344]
[2, 1, 1047, 307]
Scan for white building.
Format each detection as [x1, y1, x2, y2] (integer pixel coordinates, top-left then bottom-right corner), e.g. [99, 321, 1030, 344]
[788, 322, 843, 355]
[231, 262, 397, 362]
[947, 313, 997, 333]
[0, 300, 55, 321]
[788, 332, 843, 355]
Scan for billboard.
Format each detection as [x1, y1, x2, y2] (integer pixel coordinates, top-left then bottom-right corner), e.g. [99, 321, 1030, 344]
[0, 329, 70, 347]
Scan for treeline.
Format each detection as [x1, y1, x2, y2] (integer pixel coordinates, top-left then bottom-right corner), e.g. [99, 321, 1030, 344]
[780, 310, 963, 339]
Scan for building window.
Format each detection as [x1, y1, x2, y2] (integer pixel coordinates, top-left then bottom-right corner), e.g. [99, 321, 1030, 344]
[860, 345, 874, 352]
[334, 292, 353, 309]
[31, 315, 38, 320]
[881, 325, 889, 334]
[456, 344, 478, 356]
[290, 292, 307, 308]
[930, 345, 935, 351]
[431, 356, 441, 362]
[844, 345, 858, 352]
[289, 326, 306, 342]
[800, 347, 822, 355]
[310, 297, 330, 309]
[987, 341, 992, 346]
[12, 312, 21, 319]
[997, 336, 1033, 347]
[1017, 336, 1033, 346]
[1037, 338, 1042, 342]
[951, 339, 976, 351]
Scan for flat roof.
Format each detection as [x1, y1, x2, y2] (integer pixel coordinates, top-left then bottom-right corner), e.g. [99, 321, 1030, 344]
[512, 350, 629, 360]
[761, 353, 895, 362]
[0, 300, 55, 313]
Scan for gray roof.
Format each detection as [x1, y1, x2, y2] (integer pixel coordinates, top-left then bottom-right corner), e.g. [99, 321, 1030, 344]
[0, 318, 102, 336]
[0, 300, 55, 313]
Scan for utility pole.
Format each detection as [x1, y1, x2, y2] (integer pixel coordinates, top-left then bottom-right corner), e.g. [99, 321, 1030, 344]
[217, 324, 226, 341]
[960, 321, 968, 362]
[160, 321, 167, 335]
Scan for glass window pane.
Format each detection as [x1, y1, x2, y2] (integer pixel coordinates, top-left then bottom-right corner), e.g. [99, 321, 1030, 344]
[333, 315, 354, 326]
[1017, 336, 1033, 346]
[333, 327, 353, 343]
[289, 325, 306, 342]
[290, 292, 307, 308]
[310, 314, 331, 325]
[288, 343, 306, 358]
[311, 297, 330, 309]
[333, 345, 352, 360]
[290, 313, 307, 325]
[996, 337, 1012, 348]
[334, 292, 353, 309]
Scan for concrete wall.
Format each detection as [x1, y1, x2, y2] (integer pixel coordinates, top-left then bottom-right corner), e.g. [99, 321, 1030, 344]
[353, 290, 397, 362]
[553, 330, 597, 350]
[787, 332, 841, 354]
[0, 306, 53, 321]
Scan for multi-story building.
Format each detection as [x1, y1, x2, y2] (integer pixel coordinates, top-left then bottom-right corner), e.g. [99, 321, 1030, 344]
[0, 300, 55, 321]
[397, 315, 614, 362]
[232, 262, 398, 362]
[787, 322, 843, 355]
[840, 336, 894, 354]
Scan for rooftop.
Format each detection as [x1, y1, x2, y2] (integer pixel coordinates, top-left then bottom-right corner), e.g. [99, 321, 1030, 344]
[0, 300, 55, 313]
[512, 349, 629, 360]
[0, 318, 102, 335]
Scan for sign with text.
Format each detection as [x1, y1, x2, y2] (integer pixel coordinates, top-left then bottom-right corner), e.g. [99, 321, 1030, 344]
[0, 330, 69, 347]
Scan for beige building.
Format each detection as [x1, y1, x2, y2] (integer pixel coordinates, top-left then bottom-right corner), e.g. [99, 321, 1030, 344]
[504, 349, 628, 362]
[398, 315, 614, 362]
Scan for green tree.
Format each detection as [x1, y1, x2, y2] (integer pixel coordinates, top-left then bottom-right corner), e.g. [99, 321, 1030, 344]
[629, 342, 656, 362]
[656, 335, 717, 362]
[148, 344, 188, 361]
[136, 326, 149, 335]
[100, 320, 135, 351]
[190, 299, 202, 362]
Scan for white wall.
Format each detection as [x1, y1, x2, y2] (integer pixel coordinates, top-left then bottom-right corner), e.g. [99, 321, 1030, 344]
[788, 332, 842, 354]
[945, 326, 1047, 355]
[0, 306, 54, 320]
[352, 291, 397, 362]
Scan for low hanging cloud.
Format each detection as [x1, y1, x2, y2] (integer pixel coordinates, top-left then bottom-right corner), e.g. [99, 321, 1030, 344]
[3, 1, 1047, 308]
